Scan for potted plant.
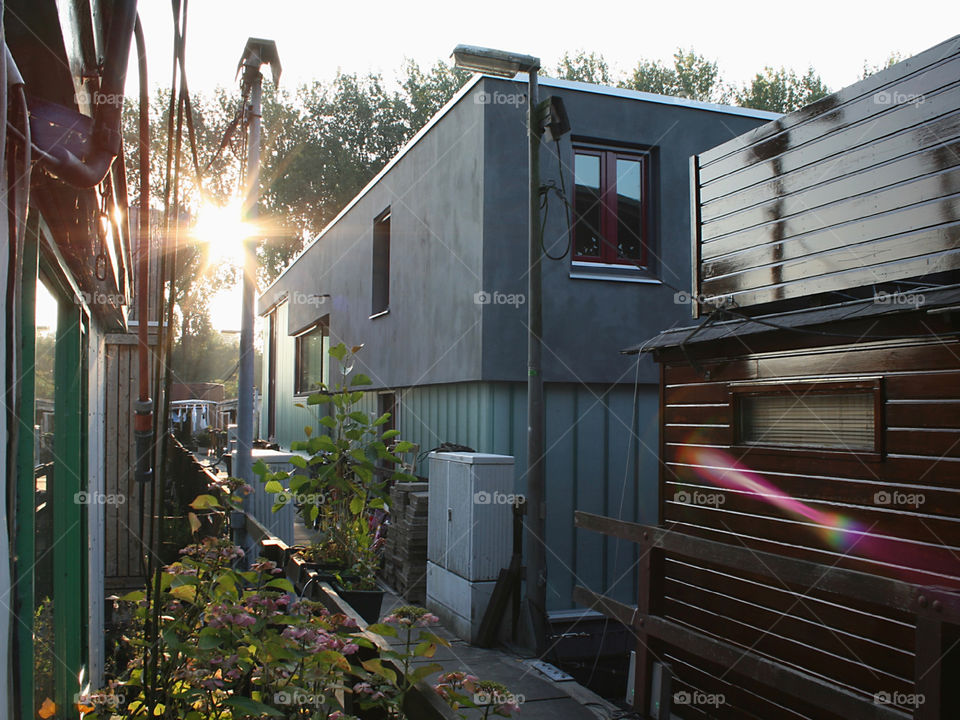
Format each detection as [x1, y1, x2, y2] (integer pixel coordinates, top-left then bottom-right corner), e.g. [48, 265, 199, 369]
[257, 343, 416, 622]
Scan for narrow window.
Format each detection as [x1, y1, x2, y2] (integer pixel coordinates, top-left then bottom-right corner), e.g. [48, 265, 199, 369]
[294, 319, 329, 395]
[572, 145, 649, 267]
[733, 381, 880, 452]
[372, 209, 391, 316]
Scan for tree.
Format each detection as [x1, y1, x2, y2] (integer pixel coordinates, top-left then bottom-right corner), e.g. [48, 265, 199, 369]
[553, 50, 614, 85]
[622, 48, 722, 102]
[733, 66, 830, 113]
[861, 52, 902, 79]
[401, 59, 471, 132]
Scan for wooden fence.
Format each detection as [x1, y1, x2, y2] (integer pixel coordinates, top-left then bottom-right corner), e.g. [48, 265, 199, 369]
[573, 511, 959, 719]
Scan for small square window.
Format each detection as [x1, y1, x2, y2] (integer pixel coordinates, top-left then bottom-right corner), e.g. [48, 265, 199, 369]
[732, 380, 881, 453]
[294, 319, 329, 395]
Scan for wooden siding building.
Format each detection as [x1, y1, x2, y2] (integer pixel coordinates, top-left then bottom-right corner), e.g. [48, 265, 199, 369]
[575, 36, 960, 720]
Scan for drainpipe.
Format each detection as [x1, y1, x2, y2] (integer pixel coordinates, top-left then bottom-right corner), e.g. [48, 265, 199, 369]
[33, 0, 138, 188]
[133, 16, 153, 485]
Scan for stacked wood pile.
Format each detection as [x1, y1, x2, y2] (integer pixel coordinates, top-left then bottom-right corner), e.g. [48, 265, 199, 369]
[381, 482, 429, 603]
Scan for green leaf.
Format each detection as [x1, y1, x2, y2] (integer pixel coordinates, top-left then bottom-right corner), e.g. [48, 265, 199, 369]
[381, 428, 400, 439]
[120, 590, 145, 603]
[414, 640, 437, 657]
[188, 494, 220, 510]
[329, 342, 348, 361]
[365, 623, 398, 637]
[290, 455, 308, 469]
[252, 459, 269, 477]
[393, 441, 416, 453]
[319, 415, 336, 429]
[350, 373, 373, 386]
[360, 658, 397, 684]
[420, 631, 452, 648]
[307, 392, 333, 405]
[197, 632, 222, 650]
[266, 578, 295, 592]
[409, 662, 443, 683]
[187, 512, 201, 534]
[349, 495, 365, 515]
[348, 410, 369, 424]
[264, 479, 284, 494]
[222, 697, 284, 717]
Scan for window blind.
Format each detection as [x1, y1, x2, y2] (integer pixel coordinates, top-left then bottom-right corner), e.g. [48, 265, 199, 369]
[738, 392, 875, 451]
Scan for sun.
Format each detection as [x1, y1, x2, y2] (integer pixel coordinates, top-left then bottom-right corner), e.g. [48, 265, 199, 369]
[193, 198, 250, 267]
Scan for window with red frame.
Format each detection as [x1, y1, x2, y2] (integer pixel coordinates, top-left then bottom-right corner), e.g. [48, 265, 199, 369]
[572, 146, 649, 267]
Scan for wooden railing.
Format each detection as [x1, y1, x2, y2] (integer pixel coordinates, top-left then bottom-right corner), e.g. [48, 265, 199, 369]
[573, 511, 959, 719]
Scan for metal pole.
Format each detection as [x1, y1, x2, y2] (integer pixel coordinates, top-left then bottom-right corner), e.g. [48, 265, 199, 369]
[524, 68, 546, 654]
[236, 58, 262, 487]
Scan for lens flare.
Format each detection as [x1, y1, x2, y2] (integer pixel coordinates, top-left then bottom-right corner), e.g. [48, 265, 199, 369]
[674, 444, 958, 585]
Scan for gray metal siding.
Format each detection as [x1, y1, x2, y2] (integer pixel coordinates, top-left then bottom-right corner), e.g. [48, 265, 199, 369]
[395, 380, 659, 610]
[695, 35, 960, 308]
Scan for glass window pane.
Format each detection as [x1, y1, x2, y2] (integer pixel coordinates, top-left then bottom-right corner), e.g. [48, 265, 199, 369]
[738, 392, 875, 451]
[574, 153, 602, 258]
[34, 279, 57, 709]
[297, 324, 328, 393]
[616, 158, 644, 261]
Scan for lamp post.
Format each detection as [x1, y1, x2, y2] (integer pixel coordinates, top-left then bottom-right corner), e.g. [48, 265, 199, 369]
[453, 44, 547, 653]
[235, 38, 280, 492]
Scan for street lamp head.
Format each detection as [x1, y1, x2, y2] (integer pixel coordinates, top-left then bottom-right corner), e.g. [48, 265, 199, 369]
[237, 37, 282, 85]
[452, 44, 540, 77]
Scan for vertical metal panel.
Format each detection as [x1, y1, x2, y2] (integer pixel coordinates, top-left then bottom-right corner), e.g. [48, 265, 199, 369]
[689, 154, 702, 319]
[87, 326, 106, 688]
[271, 377, 658, 609]
[53, 299, 83, 713]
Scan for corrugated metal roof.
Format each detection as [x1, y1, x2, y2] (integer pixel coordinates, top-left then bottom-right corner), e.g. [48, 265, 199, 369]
[624, 284, 960, 354]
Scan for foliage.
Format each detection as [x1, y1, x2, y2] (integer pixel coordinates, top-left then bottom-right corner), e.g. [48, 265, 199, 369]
[354, 606, 446, 716]
[434, 673, 521, 718]
[732, 66, 830, 113]
[553, 50, 615, 85]
[622, 48, 724, 102]
[860, 52, 903, 79]
[88, 515, 363, 718]
[257, 343, 416, 590]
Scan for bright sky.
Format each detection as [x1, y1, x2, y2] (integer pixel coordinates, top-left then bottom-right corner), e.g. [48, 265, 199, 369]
[130, 0, 958, 330]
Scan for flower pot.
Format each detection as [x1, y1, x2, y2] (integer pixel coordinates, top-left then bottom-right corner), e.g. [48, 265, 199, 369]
[336, 587, 384, 624]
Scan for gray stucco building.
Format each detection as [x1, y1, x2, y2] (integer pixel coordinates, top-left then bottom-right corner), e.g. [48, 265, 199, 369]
[258, 73, 776, 610]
